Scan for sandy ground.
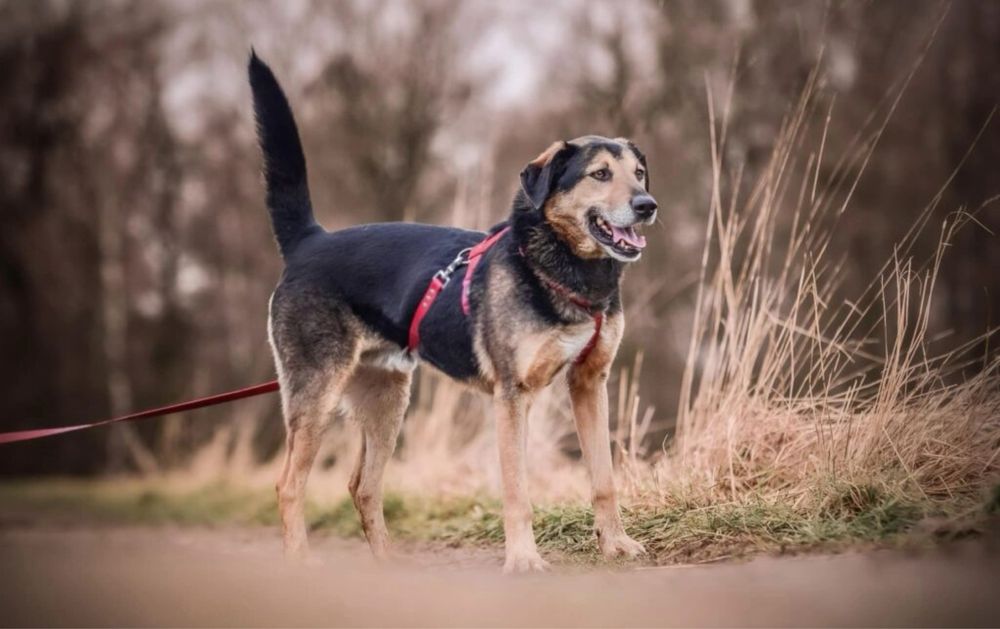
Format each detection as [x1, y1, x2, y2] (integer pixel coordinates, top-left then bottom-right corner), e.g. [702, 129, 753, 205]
[1, 524, 999, 627]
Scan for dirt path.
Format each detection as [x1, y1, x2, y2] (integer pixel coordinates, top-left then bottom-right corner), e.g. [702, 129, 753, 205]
[1, 524, 998, 627]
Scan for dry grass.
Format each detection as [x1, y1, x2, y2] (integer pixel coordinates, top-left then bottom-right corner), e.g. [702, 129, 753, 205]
[648, 57, 1000, 520]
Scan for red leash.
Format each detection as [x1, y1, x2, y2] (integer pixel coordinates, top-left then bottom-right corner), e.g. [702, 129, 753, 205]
[0, 380, 279, 445]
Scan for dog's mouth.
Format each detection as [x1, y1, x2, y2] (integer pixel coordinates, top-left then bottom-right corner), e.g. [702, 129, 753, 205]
[588, 213, 647, 260]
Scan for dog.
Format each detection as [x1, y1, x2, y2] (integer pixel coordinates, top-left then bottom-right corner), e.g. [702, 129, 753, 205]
[248, 51, 656, 573]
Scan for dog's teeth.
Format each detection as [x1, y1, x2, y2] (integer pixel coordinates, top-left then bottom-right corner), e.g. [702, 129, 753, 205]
[594, 216, 616, 240]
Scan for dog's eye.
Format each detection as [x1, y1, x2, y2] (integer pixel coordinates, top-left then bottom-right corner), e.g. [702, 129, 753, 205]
[635, 169, 645, 181]
[590, 168, 611, 182]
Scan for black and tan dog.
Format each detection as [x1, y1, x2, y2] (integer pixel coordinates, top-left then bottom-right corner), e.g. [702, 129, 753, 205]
[249, 52, 656, 573]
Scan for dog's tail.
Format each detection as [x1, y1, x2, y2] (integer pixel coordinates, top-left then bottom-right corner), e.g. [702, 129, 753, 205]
[248, 50, 319, 257]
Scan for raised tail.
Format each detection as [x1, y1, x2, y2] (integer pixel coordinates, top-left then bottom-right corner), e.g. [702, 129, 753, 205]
[248, 50, 319, 257]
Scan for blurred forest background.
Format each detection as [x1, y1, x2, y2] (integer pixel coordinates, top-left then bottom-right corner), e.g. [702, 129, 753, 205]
[1, 0, 997, 477]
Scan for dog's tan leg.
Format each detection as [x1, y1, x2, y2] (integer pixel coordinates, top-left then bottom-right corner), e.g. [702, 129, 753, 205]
[347, 433, 365, 501]
[343, 365, 411, 560]
[494, 389, 549, 573]
[269, 287, 366, 560]
[568, 318, 645, 559]
[276, 376, 346, 559]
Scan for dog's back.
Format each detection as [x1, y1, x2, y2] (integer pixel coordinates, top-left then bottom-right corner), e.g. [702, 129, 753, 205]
[281, 224, 486, 365]
[249, 52, 492, 377]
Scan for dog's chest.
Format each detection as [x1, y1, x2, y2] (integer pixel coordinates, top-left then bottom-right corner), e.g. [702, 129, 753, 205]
[556, 323, 597, 359]
[515, 322, 597, 389]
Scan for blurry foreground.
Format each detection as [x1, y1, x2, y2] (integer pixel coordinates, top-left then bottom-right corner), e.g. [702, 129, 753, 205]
[2, 525, 998, 627]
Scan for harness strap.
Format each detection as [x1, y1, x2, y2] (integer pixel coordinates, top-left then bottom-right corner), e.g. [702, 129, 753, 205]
[578, 311, 603, 365]
[406, 275, 445, 353]
[406, 225, 603, 366]
[534, 272, 605, 365]
[407, 227, 510, 353]
[461, 227, 511, 315]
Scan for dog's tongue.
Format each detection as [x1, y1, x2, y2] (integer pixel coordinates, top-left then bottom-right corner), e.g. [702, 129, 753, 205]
[611, 225, 646, 249]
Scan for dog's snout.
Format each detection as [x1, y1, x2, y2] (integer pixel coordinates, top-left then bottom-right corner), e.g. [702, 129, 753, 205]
[630, 194, 658, 219]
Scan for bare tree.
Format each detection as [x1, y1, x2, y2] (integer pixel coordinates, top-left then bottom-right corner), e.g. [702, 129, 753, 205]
[304, 0, 474, 224]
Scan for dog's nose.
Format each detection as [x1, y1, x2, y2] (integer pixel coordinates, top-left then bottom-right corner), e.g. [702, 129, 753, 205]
[631, 194, 658, 220]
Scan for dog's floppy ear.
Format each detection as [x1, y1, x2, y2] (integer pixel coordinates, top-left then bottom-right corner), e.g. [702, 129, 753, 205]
[519, 141, 577, 210]
[626, 140, 650, 191]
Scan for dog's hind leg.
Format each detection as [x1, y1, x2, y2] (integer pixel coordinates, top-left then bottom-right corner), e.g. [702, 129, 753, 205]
[347, 432, 365, 501]
[270, 292, 361, 559]
[275, 369, 352, 559]
[343, 364, 412, 559]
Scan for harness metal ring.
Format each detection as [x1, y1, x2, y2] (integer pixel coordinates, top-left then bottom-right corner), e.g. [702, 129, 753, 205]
[435, 247, 473, 287]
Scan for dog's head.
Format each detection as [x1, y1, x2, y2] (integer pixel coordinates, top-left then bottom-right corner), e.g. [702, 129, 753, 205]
[519, 135, 656, 262]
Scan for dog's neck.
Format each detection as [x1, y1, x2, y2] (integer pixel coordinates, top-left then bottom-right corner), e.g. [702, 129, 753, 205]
[507, 191, 624, 312]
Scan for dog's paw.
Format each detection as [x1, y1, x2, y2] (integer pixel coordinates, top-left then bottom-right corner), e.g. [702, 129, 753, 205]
[502, 551, 551, 574]
[284, 547, 320, 566]
[598, 531, 646, 559]
[368, 542, 395, 564]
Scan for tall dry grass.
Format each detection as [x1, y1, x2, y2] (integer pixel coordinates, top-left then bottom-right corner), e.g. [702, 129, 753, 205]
[651, 59, 1000, 513]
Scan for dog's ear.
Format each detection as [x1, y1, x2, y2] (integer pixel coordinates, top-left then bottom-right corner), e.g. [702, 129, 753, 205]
[519, 141, 577, 210]
[626, 140, 650, 191]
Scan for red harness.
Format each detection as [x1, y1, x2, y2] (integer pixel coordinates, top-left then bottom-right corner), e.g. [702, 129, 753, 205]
[534, 273, 604, 365]
[406, 227, 603, 366]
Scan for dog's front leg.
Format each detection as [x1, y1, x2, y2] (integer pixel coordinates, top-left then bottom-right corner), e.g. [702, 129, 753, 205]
[494, 388, 549, 573]
[568, 327, 645, 559]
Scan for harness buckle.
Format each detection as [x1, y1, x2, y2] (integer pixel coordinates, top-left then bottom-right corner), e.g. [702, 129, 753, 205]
[434, 247, 472, 287]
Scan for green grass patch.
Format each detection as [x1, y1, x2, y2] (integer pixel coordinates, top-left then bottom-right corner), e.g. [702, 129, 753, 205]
[1, 479, 989, 564]
[0, 479, 279, 526]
